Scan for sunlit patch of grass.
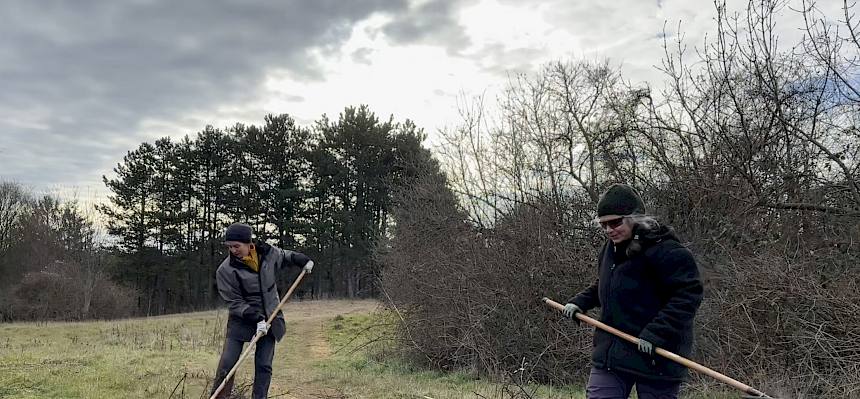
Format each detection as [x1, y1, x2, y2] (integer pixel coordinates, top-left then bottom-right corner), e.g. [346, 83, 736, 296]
[318, 311, 746, 399]
[319, 311, 586, 399]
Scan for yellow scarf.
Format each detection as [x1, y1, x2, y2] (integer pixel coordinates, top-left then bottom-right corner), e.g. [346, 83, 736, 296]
[240, 245, 260, 272]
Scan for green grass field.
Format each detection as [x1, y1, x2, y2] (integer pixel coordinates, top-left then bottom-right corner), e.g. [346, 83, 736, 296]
[0, 300, 741, 398]
[318, 311, 585, 399]
[0, 309, 228, 398]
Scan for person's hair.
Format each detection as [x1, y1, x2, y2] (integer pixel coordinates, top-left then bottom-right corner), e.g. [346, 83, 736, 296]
[625, 214, 661, 256]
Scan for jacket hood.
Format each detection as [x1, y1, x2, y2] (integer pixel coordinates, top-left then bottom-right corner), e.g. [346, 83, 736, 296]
[637, 224, 679, 243]
[627, 223, 680, 257]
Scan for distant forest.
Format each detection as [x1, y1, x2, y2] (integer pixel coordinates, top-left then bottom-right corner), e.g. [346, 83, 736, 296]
[0, 105, 437, 318]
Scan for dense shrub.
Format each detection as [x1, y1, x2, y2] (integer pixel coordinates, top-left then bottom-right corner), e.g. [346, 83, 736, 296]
[380, 174, 598, 384]
[6, 262, 137, 320]
[381, 173, 860, 397]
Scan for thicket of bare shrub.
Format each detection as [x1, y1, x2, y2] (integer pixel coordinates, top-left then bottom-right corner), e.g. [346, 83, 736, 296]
[5, 261, 137, 321]
[0, 182, 137, 321]
[382, 174, 860, 397]
[380, 172, 600, 384]
[658, 183, 860, 397]
[380, 1, 860, 397]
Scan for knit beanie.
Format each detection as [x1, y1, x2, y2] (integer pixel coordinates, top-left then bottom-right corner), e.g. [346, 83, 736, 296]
[224, 223, 253, 243]
[597, 183, 645, 217]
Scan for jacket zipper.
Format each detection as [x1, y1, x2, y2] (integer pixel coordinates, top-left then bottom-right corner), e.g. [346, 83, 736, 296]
[231, 251, 270, 324]
[604, 244, 617, 371]
[258, 273, 267, 317]
[606, 262, 616, 371]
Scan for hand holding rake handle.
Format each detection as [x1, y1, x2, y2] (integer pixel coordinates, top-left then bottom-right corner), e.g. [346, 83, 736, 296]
[541, 297, 774, 399]
[209, 270, 308, 399]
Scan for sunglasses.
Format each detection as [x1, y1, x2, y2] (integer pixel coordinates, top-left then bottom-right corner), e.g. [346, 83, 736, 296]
[598, 217, 625, 229]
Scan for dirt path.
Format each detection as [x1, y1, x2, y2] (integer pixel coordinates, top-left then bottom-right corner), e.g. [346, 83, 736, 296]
[266, 299, 379, 398]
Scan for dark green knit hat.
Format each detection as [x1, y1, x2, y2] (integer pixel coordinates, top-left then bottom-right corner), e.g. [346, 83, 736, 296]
[597, 183, 645, 217]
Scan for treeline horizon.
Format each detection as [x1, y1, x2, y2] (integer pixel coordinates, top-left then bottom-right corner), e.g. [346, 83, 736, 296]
[0, 105, 437, 319]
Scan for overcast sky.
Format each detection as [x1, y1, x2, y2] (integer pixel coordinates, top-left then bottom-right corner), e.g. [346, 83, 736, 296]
[0, 0, 827, 205]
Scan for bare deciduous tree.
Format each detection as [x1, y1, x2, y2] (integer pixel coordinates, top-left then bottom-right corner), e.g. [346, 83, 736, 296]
[385, 1, 860, 397]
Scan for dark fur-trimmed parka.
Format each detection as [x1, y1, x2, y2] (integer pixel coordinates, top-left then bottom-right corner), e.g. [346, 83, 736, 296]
[568, 225, 703, 381]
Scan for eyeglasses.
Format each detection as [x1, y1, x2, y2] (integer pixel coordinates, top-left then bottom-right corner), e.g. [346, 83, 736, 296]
[598, 217, 625, 229]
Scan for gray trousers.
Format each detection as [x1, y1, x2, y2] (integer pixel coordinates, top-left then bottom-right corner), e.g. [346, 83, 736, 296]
[586, 367, 681, 399]
[211, 335, 276, 399]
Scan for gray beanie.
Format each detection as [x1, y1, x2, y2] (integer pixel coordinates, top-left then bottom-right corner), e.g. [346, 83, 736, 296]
[597, 183, 645, 217]
[224, 223, 253, 243]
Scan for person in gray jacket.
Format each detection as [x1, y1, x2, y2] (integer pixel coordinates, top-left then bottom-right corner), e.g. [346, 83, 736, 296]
[211, 223, 314, 399]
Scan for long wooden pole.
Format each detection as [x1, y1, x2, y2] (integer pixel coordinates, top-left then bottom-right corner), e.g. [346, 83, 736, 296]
[209, 270, 308, 399]
[541, 297, 774, 399]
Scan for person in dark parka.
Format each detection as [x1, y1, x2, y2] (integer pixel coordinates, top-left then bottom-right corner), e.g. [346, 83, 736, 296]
[211, 223, 314, 399]
[563, 184, 703, 399]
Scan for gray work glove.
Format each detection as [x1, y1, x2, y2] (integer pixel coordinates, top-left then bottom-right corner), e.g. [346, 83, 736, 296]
[303, 260, 314, 274]
[562, 303, 582, 319]
[637, 338, 654, 356]
[256, 320, 269, 336]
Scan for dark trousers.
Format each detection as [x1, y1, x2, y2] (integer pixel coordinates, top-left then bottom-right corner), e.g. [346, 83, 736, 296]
[586, 367, 681, 399]
[211, 335, 276, 399]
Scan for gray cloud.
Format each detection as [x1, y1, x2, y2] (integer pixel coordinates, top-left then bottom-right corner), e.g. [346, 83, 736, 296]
[469, 43, 546, 77]
[465, 0, 676, 84]
[0, 0, 775, 200]
[282, 94, 306, 103]
[380, 0, 477, 55]
[0, 0, 409, 193]
[351, 47, 375, 65]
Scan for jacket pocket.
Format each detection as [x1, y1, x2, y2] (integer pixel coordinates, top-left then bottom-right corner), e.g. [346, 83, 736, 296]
[613, 339, 655, 376]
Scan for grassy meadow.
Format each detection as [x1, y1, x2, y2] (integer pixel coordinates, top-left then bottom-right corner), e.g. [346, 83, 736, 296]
[0, 300, 741, 398]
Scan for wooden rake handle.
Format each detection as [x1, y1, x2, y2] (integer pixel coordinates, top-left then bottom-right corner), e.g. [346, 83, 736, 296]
[209, 270, 308, 399]
[541, 297, 773, 398]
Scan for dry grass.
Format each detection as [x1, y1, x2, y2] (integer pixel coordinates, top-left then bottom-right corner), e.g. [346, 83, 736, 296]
[0, 297, 769, 398]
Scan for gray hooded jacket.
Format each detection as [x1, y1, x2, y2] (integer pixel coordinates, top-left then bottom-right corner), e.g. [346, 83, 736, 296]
[215, 241, 311, 341]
